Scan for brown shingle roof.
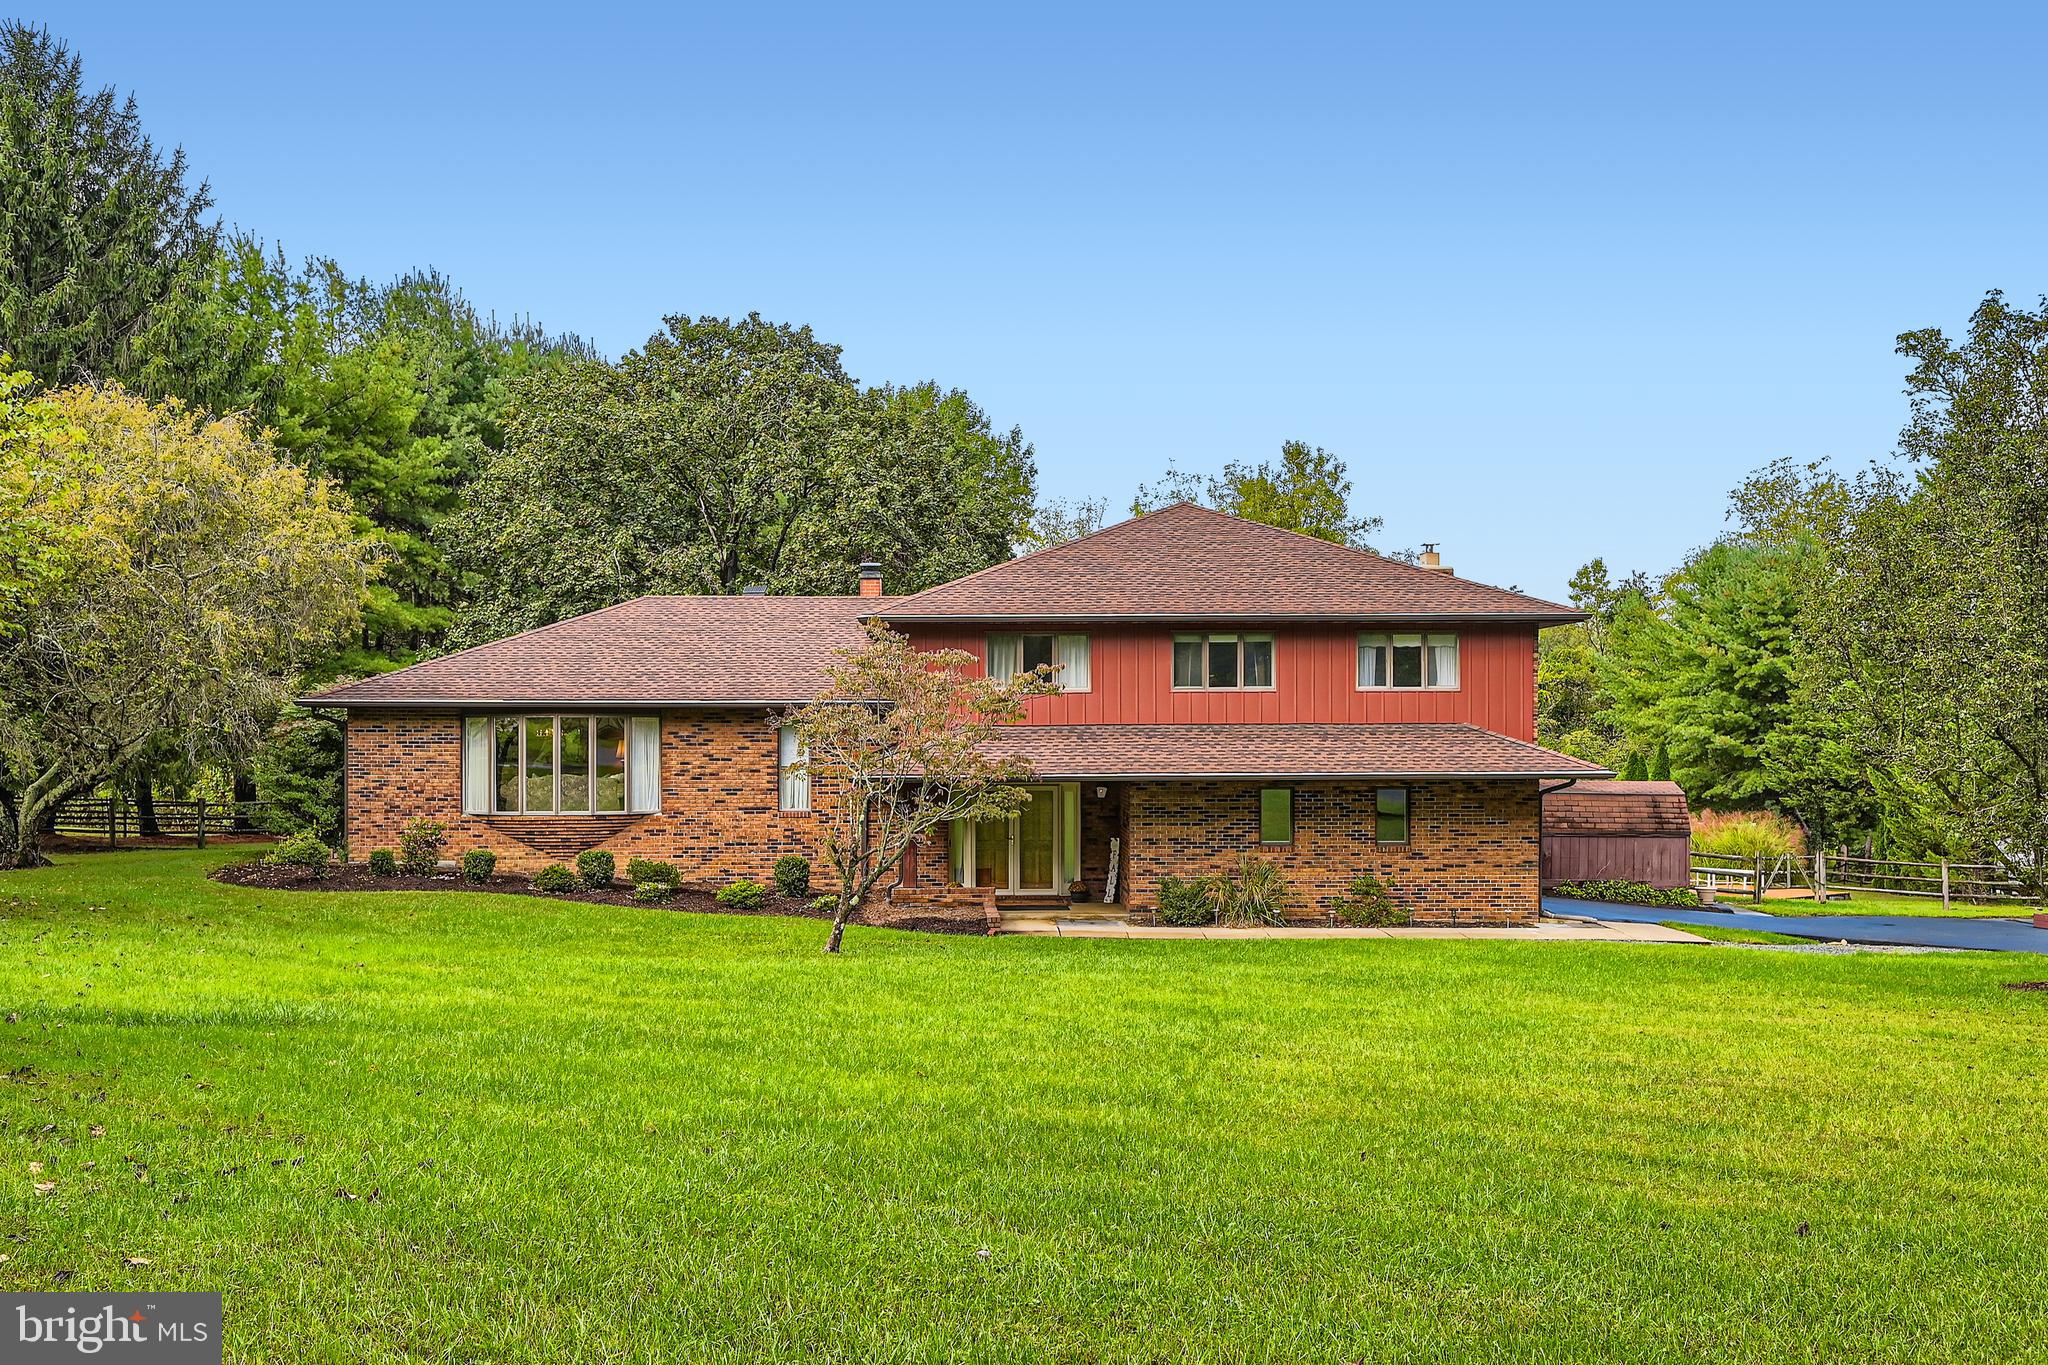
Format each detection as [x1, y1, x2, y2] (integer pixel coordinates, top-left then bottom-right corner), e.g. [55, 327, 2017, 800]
[982, 723, 1612, 780]
[1542, 780, 1691, 835]
[304, 596, 894, 708]
[879, 503, 1582, 623]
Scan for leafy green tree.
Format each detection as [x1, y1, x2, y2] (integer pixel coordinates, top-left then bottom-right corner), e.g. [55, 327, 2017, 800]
[0, 23, 216, 388]
[1021, 496, 1109, 551]
[1535, 558, 1648, 768]
[249, 705, 345, 844]
[0, 384, 371, 866]
[446, 314, 1037, 644]
[1132, 440, 1384, 548]
[1801, 292, 2048, 891]
[135, 241, 584, 674]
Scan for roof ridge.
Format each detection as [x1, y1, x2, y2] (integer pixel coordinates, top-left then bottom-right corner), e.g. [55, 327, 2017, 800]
[881, 502, 1190, 612]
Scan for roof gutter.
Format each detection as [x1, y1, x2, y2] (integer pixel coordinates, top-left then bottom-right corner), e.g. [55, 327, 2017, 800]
[997, 769, 1614, 781]
[876, 611, 1588, 626]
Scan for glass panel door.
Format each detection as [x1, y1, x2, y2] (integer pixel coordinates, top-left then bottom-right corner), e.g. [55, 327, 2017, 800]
[559, 717, 590, 813]
[973, 816, 1006, 889]
[1016, 788, 1057, 891]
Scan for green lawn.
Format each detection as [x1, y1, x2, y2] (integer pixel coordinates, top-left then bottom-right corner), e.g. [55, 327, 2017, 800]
[1658, 920, 1815, 946]
[4, 849, 2045, 1363]
[1755, 889, 2034, 919]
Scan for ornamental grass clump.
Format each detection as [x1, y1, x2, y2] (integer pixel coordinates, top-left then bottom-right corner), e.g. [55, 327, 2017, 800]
[1691, 809, 1804, 859]
[1215, 854, 1289, 927]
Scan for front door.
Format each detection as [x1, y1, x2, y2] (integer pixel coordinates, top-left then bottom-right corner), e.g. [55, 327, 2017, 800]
[1014, 787, 1058, 892]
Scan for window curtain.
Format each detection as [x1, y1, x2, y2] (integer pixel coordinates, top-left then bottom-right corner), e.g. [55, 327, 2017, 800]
[1427, 634, 1459, 688]
[986, 634, 1020, 681]
[462, 717, 492, 815]
[1357, 635, 1388, 687]
[1055, 635, 1091, 692]
[628, 716, 661, 813]
[778, 726, 810, 812]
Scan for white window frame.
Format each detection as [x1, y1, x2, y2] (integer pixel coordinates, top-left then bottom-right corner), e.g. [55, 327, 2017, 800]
[1171, 633, 1276, 691]
[474, 713, 654, 815]
[987, 632, 1091, 693]
[1356, 632, 1460, 691]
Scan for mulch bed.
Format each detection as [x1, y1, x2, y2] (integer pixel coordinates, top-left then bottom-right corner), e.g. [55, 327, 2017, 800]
[208, 859, 984, 935]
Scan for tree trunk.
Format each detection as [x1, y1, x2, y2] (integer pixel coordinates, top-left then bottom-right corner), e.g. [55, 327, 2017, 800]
[134, 772, 161, 837]
[232, 769, 258, 831]
[825, 894, 854, 953]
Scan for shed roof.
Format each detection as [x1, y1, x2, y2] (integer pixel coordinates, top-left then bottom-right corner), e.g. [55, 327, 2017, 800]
[1541, 780, 1691, 836]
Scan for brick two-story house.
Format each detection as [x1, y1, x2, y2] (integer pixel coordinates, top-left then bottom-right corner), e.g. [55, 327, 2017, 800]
[309, 503, 1607, 926]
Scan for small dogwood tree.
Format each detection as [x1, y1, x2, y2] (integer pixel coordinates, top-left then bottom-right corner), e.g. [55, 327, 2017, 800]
[786, 622, 1057, 953]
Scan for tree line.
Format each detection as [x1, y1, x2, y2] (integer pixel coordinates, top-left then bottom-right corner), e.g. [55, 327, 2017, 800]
[1539, 292, 2048, 896]
[0, 21, 1379, 866]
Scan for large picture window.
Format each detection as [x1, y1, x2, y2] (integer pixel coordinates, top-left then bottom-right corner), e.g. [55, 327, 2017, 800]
[466, 714, 659, 815]
[1173, 633, 1274, 690]
[987, 633, 1091, 692]
[1357, 633, 1458, 690]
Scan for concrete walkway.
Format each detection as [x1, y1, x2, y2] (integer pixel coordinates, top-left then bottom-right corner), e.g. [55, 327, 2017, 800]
[1546, 896, 2048, 955]
[998, 915, 1704, 942]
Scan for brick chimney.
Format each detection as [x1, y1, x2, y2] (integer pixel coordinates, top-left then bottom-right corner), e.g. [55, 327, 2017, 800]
[1418, 542, 1454, 575]
[857, 561, 884, 597]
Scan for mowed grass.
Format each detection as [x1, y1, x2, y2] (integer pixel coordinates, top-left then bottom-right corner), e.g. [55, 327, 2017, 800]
[1756, 889, 2034, 919]
[1657, 921, 1815, 947]
[3, 851, 2045, 1363]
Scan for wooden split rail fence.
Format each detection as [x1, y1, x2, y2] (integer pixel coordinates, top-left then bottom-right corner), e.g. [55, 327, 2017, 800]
[51, 797, 270, 849]
[1691, 847, 2035, 911]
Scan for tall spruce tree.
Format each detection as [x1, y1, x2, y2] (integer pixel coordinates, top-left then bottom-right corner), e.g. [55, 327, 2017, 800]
[0, 23, 216, 387]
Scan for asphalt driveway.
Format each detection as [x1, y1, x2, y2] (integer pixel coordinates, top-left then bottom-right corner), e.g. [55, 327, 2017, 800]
[1544, 897, 2048, 955]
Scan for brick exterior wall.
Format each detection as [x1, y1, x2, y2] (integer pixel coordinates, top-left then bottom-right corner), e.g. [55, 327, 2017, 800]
[344, 708, 836, 887]
[1118, 778, 1540, 926]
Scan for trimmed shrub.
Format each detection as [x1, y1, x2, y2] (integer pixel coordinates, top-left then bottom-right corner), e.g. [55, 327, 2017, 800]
[1691, 809, 1804, 859]
[367, 848, 397, 878]
[810, 894, 838, 915]
[1551, 878, 1702, 908]
[1155, 875, 1216, 927]
[576, 849, 616, 889]
[627, 858, 679, 888]
[461, 849, 497, 884]
[1215, 853, 1289, 927]
[715, 879, 765, 911]
[268, 830, 333, 880]
[631, 881, 677, 903]
[397, 818, 447, 876]
[1325, 872, 1406, 927]
[772, 855, 811, 900]
[531, 863, 578, 893]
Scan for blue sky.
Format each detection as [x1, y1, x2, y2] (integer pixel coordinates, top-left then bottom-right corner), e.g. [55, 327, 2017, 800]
[42, 2, 2048, 598]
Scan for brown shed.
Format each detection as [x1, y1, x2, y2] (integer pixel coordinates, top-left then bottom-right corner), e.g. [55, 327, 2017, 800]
[1541, 780, 1691, 890]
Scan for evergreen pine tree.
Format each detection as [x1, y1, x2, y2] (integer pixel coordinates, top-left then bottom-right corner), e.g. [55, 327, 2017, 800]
[1622, 751, 1650, 782]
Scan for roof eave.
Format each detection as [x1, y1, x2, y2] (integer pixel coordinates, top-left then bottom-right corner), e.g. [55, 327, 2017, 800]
[876, 610, 1589, 626]
[1001, 767, 1617, 781]
[298, 696, 815, 710]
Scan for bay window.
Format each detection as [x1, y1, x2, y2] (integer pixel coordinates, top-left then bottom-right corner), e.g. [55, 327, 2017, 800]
[464, 714, 660, 815]
[987, 632, 1091, 692]
[1357, 632, 1459, 689]
[1172, 633, 1274, 690]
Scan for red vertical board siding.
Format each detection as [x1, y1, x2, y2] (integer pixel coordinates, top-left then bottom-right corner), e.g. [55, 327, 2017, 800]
[905, 624, 1539, 740]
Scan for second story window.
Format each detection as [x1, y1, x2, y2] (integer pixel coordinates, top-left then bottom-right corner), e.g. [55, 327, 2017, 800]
[1173, 633, 1274, 690]
[987, 633, 1091, 692]
[1357, 633, 1459, 690]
